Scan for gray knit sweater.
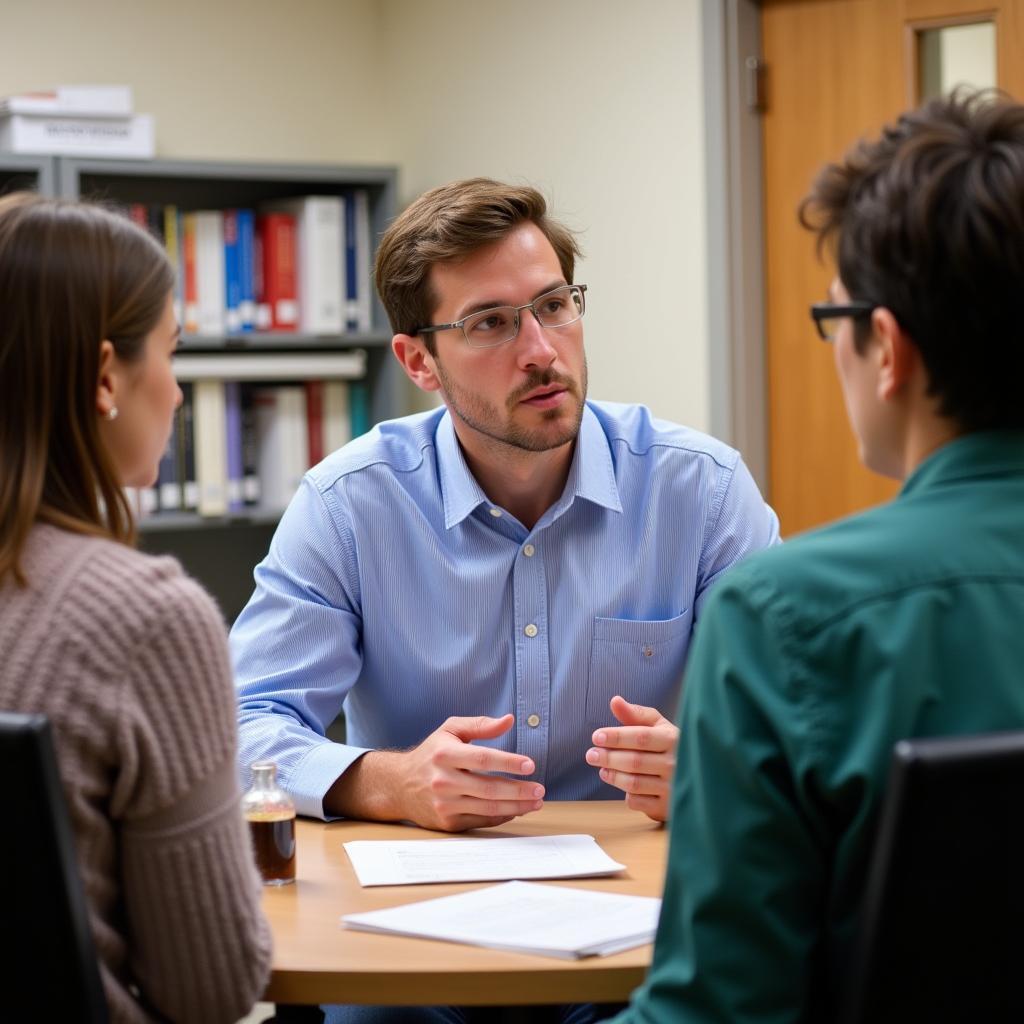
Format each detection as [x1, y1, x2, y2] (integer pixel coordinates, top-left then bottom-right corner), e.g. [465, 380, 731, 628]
[0, 524, 272, 1023]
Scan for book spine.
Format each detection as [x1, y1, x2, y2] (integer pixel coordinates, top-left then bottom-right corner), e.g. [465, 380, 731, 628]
[305, 380, 324, 467]
[223, 209, 242, 333]
[224, 380, 245, 512]
[297, 197, 344, 334]
[322, 380, 352, 455]
[183, 213, 199, 335]
[257, 213, 298, 331]
[163, 205, 183, 327]
[349, 381, 370, 438]
[344, 192, 358, 330]
[354, 189, 373, 331]
[179, 381, 199, 510]
[237, 208, 256, 332]
[194, 211, 226, 336]
[156, 428, 181, 512]
[194, 379, 228, 516]
[241, 384, 261, 506]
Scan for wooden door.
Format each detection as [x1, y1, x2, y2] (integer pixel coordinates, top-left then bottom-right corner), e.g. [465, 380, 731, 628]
[761, 0, 1023, 537]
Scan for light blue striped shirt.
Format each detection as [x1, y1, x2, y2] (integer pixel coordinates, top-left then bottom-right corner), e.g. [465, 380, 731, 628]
[231, 401, 779, 818]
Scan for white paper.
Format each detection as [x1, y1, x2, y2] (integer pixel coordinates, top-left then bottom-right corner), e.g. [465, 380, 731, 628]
[343, 880, 661, 959]
[343, 833, 626, 887]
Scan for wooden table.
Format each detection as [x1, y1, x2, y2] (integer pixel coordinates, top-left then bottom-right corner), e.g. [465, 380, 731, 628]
[262, 800, 668, 1006]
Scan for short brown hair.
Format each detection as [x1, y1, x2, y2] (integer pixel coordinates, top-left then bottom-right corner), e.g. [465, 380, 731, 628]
[800, 89, 1024, 431]
[374, 178, 582, 350]
[0, 193, 175, 584]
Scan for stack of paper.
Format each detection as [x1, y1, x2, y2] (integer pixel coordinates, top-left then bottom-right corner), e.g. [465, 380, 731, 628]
[343, 833, 625, 887]
[343, 880, 661, 959]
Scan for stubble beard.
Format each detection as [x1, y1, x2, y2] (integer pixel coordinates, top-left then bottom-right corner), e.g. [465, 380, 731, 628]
[435, 356, 589, 454]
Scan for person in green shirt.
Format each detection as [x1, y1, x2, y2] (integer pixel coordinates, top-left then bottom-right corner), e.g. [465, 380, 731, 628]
[612, 89, 1024, 1023]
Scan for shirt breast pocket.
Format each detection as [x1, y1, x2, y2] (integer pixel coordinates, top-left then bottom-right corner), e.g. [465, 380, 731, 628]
[586, 611, 692, 726]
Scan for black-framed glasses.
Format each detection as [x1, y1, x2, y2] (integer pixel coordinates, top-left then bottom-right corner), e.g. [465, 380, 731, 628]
[418, 284, 587, 349]
[810, 301, 877, 341]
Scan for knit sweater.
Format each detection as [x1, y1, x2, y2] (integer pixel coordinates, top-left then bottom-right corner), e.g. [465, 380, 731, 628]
[0, 524, 272, 1023]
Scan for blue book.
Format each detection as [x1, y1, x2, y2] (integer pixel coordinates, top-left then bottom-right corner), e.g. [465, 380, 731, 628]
[224, 380, 245, 511]
[349, 381, 370, 438]
[343, 192, 358, 331]
[224, 209, 242, 333]
[156, 426, 180, 512]
[236, 208, 256, 332]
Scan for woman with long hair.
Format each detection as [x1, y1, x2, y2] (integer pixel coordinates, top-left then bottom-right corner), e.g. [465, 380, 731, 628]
[0, 192, 271, 1023]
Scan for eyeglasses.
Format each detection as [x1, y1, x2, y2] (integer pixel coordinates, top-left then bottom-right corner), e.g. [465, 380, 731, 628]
[418, 284, 587, 349]
[810, 301, 877, 341]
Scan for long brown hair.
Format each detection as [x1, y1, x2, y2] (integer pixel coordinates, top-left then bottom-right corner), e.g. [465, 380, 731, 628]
[0, 193, 175, 584]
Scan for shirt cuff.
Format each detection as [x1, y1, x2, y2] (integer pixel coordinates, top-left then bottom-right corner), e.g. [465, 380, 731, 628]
[290, 740, 374, 820]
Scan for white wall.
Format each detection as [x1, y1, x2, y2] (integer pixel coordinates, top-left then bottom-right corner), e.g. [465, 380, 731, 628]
[0, 0, 392, 164]
[1, 0, 710, 429]
[380, 0, 708, 429]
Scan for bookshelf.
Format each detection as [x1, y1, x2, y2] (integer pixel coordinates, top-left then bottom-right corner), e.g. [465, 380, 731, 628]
[0, 153, 55, 196]
[55, 156, 401, 620]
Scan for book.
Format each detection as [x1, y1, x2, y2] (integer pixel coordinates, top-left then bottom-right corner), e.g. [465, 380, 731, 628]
[182, 213, 199, 334]
[265, 196, 344, 334]
[193, 380, 228, 516]
[0, 113, 155, 158]
[353, 189, 373, 331]
[224, 381, 245, 511]
[223, 209, 243, 333]
[178, 382, 199, 510]
[342, 880, 661, 960]
[349, 381, 370, 438]
[0, 85, 133, 118]
[253, 385, 309, 511]
[305, 380, 324, 467]
[163, 206, 183, 327]
[236, 209, 256, 331]
[156, 428, 181, 512]
[194, 211, 225, 336]
[240, 385, 262, 506]
[255, 212, 298, 331]
[323, 380, 352, 455]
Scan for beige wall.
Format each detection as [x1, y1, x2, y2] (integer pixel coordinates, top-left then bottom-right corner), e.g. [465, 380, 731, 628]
[1, 0, 709, 429]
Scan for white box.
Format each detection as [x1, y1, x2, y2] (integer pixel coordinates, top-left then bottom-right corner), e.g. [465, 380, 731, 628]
[0, 113, 154, 158]
[0, 85, 133, 118]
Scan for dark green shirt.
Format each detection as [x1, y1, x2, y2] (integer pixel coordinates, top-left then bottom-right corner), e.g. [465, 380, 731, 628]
[617, 432, 1024, 1023]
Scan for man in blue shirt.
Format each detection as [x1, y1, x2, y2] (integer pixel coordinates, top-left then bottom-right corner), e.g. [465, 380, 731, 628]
[231, 178, 778, 834]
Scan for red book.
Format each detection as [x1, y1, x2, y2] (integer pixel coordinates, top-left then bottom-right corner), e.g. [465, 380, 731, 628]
[305, 380, 324, 467]
[128, 203, 147, 229]
[182, 212, 199, 334]
[256, 212, 298, 331]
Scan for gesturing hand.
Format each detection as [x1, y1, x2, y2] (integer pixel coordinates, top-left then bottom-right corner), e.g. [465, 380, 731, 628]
[362, 714, 545, 832]
[586, 695, 679, 823]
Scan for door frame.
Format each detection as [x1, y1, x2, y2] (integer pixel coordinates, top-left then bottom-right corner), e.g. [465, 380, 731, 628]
[702, 0, 769, 491]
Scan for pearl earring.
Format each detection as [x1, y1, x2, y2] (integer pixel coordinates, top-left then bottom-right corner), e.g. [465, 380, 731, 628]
[107, 406, 119, 421]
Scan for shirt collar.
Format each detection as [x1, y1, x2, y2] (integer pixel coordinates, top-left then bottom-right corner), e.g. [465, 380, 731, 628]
[900, 430, 1024, 499]
[436, 404, 623, 530]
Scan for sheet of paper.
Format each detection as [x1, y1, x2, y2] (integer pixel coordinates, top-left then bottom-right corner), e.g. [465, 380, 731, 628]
[343, 833, 626, 887]
[342, 880, 662, 959]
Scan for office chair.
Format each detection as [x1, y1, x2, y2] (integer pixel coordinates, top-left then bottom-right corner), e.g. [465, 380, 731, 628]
[0, 711, 109, 1023]
[841, 730, 1024, 1024]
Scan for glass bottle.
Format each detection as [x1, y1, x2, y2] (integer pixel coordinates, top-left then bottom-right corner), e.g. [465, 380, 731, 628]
[242, 761, 296, 886]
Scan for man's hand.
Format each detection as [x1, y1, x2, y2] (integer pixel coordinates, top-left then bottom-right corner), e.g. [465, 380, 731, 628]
[586, 695, 679, 822]
[326, 714, 544, 832]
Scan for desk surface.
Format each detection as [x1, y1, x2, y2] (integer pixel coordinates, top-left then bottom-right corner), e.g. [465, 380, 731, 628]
[262, 800, 667, 1006]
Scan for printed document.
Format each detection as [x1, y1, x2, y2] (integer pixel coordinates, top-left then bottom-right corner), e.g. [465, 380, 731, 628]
[343, 880, 661, 959]
[343, 833, 625, 887]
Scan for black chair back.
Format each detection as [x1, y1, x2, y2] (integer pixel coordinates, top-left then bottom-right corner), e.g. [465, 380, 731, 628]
[0, 711, 108, 1022]
[841, 731, 1024, 1024]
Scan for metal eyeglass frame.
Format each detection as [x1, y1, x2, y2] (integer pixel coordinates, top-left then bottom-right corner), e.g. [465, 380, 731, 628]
[417, 284, 587, 349]
[810, 300, 877, 341]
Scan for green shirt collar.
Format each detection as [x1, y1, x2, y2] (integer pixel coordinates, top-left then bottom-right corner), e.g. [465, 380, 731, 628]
[900, 430, 1024, 499]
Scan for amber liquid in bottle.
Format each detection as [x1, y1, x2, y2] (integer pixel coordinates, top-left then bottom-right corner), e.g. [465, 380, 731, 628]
[243, 762, 296, 886]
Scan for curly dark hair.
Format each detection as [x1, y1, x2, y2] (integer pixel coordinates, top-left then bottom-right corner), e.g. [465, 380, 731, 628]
[800, 89, 1024, 431]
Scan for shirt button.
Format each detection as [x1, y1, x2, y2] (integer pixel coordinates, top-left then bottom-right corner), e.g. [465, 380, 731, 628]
[489, 508, 503, 518]
[527, 713, 541, 727]
[523, 544, 535, 557]
[524, 623, 539, 638]
[643, 646, 654, 658]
